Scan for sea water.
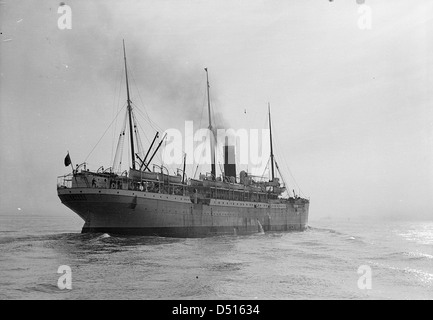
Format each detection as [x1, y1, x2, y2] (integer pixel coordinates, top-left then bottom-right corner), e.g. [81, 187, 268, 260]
[0, 213, 432, 300]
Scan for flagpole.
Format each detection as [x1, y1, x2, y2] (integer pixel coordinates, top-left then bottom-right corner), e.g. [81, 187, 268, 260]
[67, 151, 74, 174]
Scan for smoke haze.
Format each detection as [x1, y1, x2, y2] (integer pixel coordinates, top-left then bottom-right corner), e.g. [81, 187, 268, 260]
[0, 0, 432, 221]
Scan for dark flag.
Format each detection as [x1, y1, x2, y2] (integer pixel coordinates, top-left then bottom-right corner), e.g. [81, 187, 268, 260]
[64, 153, 71, 167]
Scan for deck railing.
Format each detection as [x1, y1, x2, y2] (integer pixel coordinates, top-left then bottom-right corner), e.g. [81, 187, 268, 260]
[57, 174, 73, 189]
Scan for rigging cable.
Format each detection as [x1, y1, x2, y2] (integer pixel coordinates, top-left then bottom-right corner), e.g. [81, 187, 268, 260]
[274, 159, 291, 198]
[112, 109, 128, 173]
[131, 109, 144, 158]
[260, 158, 271, 181]
[85, 103, 127, 164]
[128, 68, 163, 133]
[111, 50, 124, 165]
[273, 130, 307, 198]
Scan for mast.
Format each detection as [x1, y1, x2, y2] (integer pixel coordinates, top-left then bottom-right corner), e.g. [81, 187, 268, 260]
[268, 103, 275, 181]
[205, 68, 216, 180]
[123, 39, 136, 170]
[182, 153, 186, 184]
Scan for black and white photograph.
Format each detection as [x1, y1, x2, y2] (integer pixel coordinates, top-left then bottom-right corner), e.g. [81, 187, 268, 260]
[0, 0, 432, 304]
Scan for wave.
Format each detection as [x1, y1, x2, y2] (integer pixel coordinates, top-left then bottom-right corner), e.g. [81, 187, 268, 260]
[0, 233, 85, 246]
[405, 251, 433, 261]
[395, 223, 433, 246]
[92, 234, 186, 247]
[17, 283, 63, 295]
[208, 262, 245, 272]
[89, 233, 111, 242]
[369, 250, 433, 263]
[0, 231, 171, 247]
[370, 261, 433, 286]
[308, 226, 350, 237]
[308, 226, 366, 244]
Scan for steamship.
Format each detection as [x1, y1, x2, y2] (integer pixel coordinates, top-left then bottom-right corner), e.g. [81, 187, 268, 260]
[57, 41, 309, 237]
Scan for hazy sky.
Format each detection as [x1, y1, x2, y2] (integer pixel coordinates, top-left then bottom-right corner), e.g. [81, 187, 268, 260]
[0, 0, 432, 220]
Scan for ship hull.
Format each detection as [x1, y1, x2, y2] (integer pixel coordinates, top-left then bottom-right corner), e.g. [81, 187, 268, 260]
[58, 188, 309, 237]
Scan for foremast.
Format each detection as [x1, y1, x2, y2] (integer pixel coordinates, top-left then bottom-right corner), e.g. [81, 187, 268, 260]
[205, 68, 216, 180]
[123, 39, 136, 170]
